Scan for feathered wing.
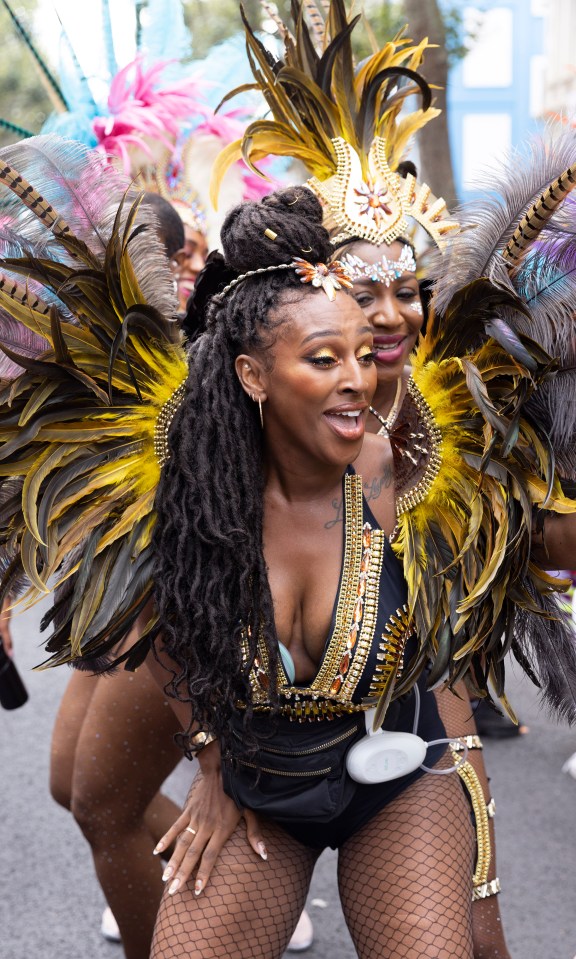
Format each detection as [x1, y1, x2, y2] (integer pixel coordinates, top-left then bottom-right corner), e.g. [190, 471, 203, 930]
[0, 135, 188, 670]
[387, 274, 576, 722]
[430, 128, 576, 478]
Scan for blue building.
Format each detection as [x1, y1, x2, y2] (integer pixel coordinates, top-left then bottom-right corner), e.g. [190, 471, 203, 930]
[446, 0, 547, 201]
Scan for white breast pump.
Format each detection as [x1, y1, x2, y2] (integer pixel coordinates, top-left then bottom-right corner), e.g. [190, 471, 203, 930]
[346, 708, 427, 783]
[346, 685, 467, 784]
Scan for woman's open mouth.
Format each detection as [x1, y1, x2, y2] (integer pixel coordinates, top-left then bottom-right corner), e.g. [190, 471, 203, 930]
[373, 335, 407, 365]
[323, 406, 367, 441]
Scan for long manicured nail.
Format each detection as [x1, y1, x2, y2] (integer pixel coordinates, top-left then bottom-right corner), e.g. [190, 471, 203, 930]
[194, 879, 204, 896]
[258, 842, 268, 861]
[168, 878, 180, 895]
[162, 865, 173, 882]
[153, 841, 164, 856]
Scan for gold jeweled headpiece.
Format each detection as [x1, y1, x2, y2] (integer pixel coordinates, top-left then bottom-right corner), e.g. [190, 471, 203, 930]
[211, 1, 458, 250]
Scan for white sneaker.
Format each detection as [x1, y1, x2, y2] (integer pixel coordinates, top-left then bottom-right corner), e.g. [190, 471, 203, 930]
[100, 906, 122, 943]
[287, 909, 314, 952]
[562, 751, 576, 779]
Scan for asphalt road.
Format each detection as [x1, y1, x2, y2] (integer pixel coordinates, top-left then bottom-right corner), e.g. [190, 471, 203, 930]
[2, 597, 576, 959]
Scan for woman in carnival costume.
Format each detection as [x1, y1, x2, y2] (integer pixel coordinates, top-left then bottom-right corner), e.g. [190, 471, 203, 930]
[1, 6, 576, 959]
[0, 3, 278, 955]
[200, 6, 515, 954]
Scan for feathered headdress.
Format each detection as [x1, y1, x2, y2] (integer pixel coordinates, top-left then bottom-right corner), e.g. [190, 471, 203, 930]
[0, 135, 188, 669]
[0, 1, 282, 246]
[211, 0, 457, 248]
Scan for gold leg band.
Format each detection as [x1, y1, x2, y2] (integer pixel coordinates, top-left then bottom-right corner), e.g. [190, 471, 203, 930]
[451, 734, 483, 751]
[451, 747, 491, 889]
[472, 877, 502, 901]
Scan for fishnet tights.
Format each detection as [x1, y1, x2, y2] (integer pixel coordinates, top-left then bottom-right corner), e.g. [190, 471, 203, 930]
[50, 664, 182, 959]
[339, 766, 475, 958]
[436, 684, 511, 959]
[153, 765, 476, 958]
[151, 804, 319, 959]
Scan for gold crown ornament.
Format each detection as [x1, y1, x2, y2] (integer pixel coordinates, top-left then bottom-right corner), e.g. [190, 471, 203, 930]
[211, 0, 458, 250]
[311, 137, 456, 248]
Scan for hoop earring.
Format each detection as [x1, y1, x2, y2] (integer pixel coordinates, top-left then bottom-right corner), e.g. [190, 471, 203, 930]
[258, 396, 264, 429]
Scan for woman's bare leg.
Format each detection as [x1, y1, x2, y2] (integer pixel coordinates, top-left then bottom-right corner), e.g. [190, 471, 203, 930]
[51, 665, 182, 959]
[338, 771, 475, 958]
[436, 684, 511, 959]
[50, 669, 97, 810]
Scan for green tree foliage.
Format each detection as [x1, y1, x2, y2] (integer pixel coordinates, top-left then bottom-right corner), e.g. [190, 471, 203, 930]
[0, 0, 58, 147]
[183, 0, 466, 65]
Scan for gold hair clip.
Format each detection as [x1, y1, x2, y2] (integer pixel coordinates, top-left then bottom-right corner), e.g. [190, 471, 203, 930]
[264, 228, 278, 241]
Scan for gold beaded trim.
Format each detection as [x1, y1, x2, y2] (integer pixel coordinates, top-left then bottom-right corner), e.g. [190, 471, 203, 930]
[472, 878, 501, 901]
[253, 698, 367, 721]
[340, 525, 385, 700]
[453, 747, 491, 890]
[394, 378, 442, 518]
[313, 472, 364, 692]
[367, 604, 411, 700]
[153, 383, 186, 466]
[452, 735, 483, 752]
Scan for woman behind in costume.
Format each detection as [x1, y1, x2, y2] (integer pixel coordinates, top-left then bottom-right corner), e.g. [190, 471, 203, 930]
[337, 230, 511, 958]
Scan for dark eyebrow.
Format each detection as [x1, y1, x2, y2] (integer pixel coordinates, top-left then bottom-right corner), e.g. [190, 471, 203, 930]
[300, 326, 372, 346]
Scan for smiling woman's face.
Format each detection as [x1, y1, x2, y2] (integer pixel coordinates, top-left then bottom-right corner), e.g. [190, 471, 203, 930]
[238, 289, 377, 472]
[345, 239, 423, 384]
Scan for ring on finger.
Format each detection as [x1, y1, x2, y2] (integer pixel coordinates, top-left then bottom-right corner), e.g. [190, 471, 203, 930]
[185, 826, 197, 836]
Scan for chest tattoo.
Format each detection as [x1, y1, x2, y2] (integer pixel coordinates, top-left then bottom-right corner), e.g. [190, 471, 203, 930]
[325, 466, 393, 528]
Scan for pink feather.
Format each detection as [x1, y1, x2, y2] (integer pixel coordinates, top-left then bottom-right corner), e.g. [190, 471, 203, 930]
[93, 57, 208, 172]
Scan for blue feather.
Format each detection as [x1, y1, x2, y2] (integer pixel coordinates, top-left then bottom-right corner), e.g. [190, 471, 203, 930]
[139, 0, 192, 78]
[101, 0, 119, 79]
[54, 14, 98, 116]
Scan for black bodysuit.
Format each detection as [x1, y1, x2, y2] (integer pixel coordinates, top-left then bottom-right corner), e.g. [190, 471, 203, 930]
[234, 467, 446, 849]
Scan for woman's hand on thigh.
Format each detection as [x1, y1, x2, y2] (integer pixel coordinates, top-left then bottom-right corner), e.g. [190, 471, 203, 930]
[153, 745, 267, 896]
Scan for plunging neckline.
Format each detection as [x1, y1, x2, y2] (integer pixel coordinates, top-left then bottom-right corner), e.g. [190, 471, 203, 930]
[281, 467, 353, 689]
[275, 466, 387, 692]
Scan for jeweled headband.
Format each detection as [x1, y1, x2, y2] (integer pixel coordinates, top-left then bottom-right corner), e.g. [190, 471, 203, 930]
[339, 244, 416, 285]
[214, 256, 353, 302]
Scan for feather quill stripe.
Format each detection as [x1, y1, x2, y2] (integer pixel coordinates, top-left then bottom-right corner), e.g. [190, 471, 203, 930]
[503, 165, 576, 262]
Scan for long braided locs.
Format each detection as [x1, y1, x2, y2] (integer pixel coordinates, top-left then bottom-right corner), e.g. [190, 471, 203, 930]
[152, 187, 335, 758]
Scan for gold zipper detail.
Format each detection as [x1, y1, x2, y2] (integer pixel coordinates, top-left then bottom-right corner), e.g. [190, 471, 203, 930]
[238, 760, 333, 778]
[258, 725, 358, 757]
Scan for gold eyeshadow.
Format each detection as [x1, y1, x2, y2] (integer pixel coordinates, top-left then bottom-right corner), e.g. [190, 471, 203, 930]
[356, 346, 374, 360]
[309, 349, 338, 360]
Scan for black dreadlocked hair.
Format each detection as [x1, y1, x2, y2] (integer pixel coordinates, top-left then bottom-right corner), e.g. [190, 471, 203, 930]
[152, 186, 334, 759]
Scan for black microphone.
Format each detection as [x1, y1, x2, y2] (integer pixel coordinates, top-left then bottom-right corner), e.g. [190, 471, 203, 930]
[0, 639, 29, 710]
